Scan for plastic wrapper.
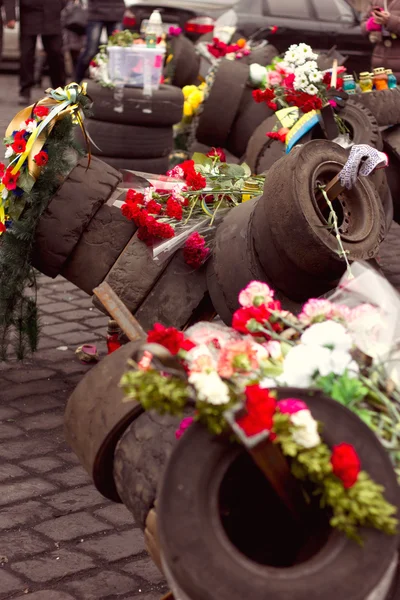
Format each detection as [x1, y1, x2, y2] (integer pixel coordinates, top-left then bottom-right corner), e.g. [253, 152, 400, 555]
[328, 262, 400, 382]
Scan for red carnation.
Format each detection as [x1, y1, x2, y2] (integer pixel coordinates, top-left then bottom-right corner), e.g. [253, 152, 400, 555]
[283, 73, 295, 89]
[147, 322, 190, 355]
[183, 232, 210, 269]
[147, 199, 162, 215]
[0, 222, 6, 233]
[232, 301, 281, 335]
[206, 147, 226, 162]
[155, 221, 175, 239]
[11, 138, 27, 154]
[0, 162, 4, 178]
[270, 25, 278, 34]
[237, 385, 277, 438]
[186, 170, 206, 191]
[34, 150, 48, 166]
[2, 168, 20, 191]
[331, 443, 361, 489]
[126, 189, 144, 204]
[166, 197, 183, 220]
[180, 160, 196, 178]
[33, 105, 50, 118]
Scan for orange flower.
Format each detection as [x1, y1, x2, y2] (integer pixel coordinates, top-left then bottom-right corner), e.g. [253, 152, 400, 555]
[237, 38, 246, 48]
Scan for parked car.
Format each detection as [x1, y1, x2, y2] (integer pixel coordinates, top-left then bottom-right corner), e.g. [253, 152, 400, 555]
[125, 0, 240, 40]
[235, 0, 372, 75]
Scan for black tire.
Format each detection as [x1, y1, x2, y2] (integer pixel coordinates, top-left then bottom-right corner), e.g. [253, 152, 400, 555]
[32, 156, 121, 278]
[158, 389, 399, 600]
[87, 81, 184, 126]
[196, 60, 250, 148]
[382, 128, 400, 224]
[169, 36, 200, 88]
[134, 251, 208, 331]
[377, 221, 400, 292]
[245, 115, 312, 175]
[226, 88, 274, 159]
[84, 119, 174, 159]
[114, 411, 182, 530]
[253, 140, 385, 287]
[209, 198, 302, 324]
[370, 169, 393, 233]
[61, 204, 137, 295]
[243, 43, 278, 66]
[98, 155, 170, 174]
[92, 231, 172, 315]
[352, 88, 400, 127]
[337, 100, 383, 150]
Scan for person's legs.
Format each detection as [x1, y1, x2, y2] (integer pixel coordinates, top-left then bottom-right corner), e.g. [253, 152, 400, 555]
[41, 34, 66, 89]
[106, 22, 120, 37]
[19, 33, 37, 101]
[74, 21, 103, 82]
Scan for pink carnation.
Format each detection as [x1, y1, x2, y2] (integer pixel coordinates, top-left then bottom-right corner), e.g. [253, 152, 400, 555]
[268, 71, 283, 86]
[217, 339, 260, 379]
[238, 281, 275, 308]
[278, 398, 308, 415]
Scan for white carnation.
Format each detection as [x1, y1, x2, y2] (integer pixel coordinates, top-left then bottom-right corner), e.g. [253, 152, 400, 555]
[301, 321, 352, 352]
[189, 371, 230, 405]
[278, 344, 331, 388]
[2, 187, 8, 201]
[25, 120, 37, 133]
[4, 146, 13, 159]
[291, 409, 321, 448]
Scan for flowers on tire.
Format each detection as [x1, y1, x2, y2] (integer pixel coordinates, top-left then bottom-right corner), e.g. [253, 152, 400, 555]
[121, 275, 400, 541]
[252, 43, 346, 144]
[120, 152, 264, 269]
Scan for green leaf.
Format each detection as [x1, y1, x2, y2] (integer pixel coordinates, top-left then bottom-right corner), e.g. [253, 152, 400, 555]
[8, 197, 26, 221]
[241, 163, 252, 178]
[192, 153, 213, 168]
[3, 136, 13, 145]
[18, 171, 35, 193]
[219, 163, 245, 178]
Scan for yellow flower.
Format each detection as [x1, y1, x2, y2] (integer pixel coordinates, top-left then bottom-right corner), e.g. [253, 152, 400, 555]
[182, 85, 198, 99]
[187, 89, 203, 110]
[183, 101, 193, 117]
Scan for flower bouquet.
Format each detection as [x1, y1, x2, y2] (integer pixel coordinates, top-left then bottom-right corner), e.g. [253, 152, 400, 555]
[252, 43, 346, 149]
[121, 263, 400, 541]
[120, 151, 264, 268]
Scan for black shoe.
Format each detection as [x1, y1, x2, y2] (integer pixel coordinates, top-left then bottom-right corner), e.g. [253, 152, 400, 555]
[18, 95, 30, 106]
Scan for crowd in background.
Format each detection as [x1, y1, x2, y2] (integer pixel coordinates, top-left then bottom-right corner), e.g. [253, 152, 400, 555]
[0, 0, 125, 104]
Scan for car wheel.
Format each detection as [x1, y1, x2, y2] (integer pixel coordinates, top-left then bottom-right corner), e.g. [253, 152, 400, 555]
[337, 100, 383, 150]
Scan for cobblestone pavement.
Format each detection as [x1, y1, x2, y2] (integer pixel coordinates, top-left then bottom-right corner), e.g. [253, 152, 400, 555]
[0, 75, 167, 599]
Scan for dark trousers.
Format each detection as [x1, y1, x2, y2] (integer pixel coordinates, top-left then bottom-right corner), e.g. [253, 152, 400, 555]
[75, 20, 118, 82]
[20, 33, 66, 97]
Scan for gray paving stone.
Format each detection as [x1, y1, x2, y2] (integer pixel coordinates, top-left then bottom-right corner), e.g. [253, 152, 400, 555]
[12, 549, 96, 583]
[9, 396, 63, 414]
[0, 529, 52, 560]
[66, 570, 139, 599]
[0, 569, 24, 599]
[0, 500, 56, 531]
[0, 463, 27, 482]
[4, 368, 56, 384]
[13, 591, 77, 600]
[122, 557, 165, 585]
[47, 466, 92, 488]
[35, 512, 111, 541]
[0, 478, 58, 507]
[0, 423, 25, 439]
[18, 412, 64, 432]
[21, 457, 64, 474]
[0, 439, 57, 461]
[43, 485, 106, 514]
[94, 505, 135, 528]
[78, 530, 145, 562]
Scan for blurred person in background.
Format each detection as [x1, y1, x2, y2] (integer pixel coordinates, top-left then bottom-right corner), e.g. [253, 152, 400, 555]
[0, 0, 16, 61]
[362, 0, 400, 79]
[18, 0, 66, 105]
[75, 0, 125, 82]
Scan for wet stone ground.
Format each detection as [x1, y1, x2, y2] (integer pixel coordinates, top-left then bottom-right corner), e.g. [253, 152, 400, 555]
[0, 75, 167, 599]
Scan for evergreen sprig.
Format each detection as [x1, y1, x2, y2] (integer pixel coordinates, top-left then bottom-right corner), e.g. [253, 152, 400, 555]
[273, 412, 398, 542]
[0, 103, 89, 360]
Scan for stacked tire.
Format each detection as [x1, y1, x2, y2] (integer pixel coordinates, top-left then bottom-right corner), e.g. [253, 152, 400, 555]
[82, 81, 184, 174]
[208, 140, 386, 322]
[195, 59, 275, 159]
[245, 100, 393, 234]
[31, 155, 209, 332]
